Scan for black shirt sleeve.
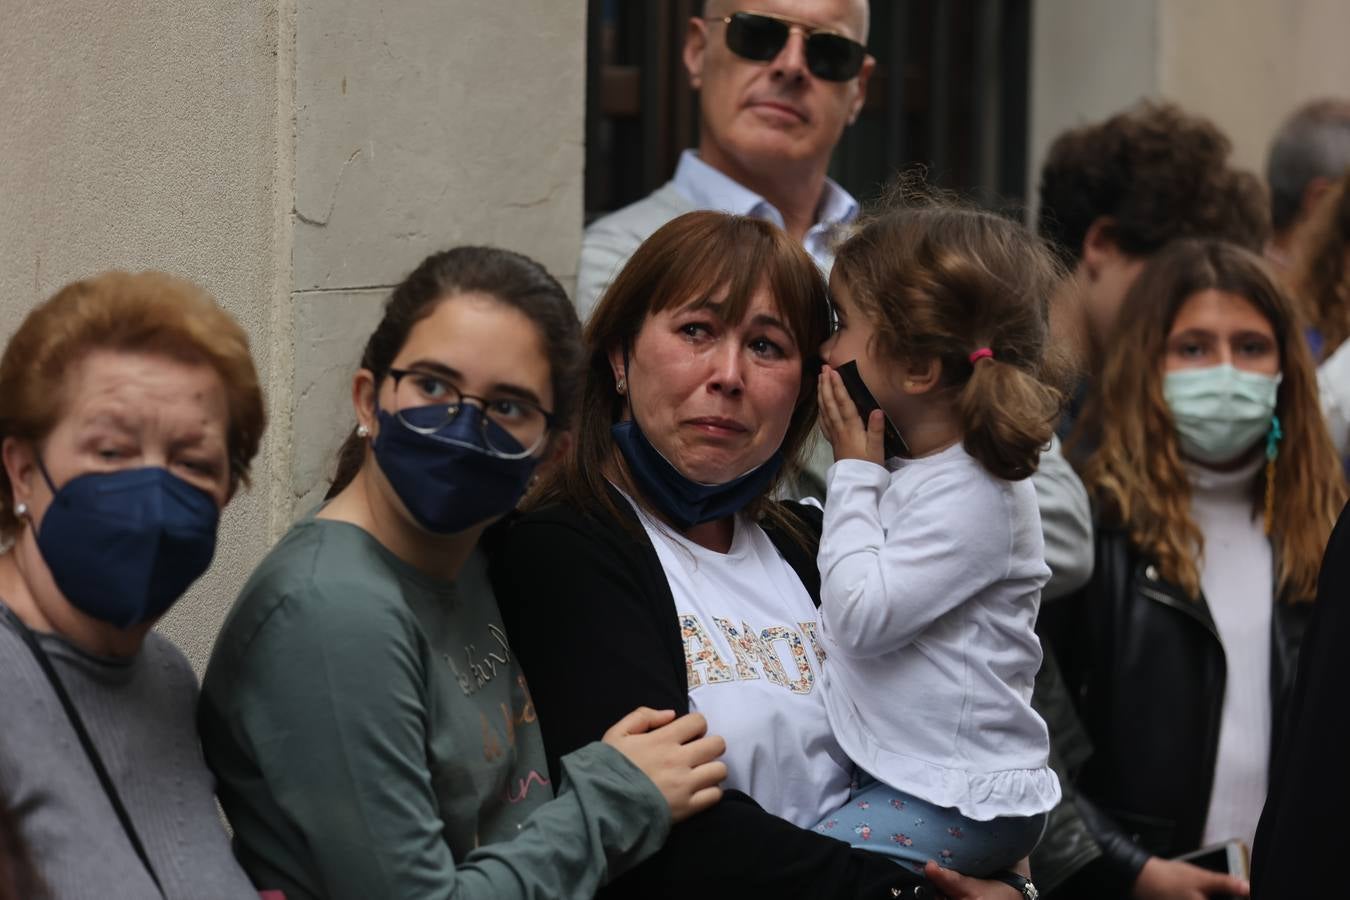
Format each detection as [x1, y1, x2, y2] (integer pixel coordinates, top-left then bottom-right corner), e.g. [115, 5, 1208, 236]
[1250, 502, 1350, 898]
[491, 503, 930, 900]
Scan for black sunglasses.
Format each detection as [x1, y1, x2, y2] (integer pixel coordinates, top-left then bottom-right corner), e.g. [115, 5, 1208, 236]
[709, 11, 866, 82]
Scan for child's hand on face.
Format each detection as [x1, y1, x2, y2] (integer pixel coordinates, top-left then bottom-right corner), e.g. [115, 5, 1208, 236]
[818, 366, 885, 466]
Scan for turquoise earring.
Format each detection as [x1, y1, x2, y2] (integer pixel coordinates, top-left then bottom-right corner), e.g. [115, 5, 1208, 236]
[1264, 415, 1283, 534]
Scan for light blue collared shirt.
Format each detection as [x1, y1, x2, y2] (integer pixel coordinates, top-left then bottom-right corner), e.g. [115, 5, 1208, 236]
[670, 150, 859, 274]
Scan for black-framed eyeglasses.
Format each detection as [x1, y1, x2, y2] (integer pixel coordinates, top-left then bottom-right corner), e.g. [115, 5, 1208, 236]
[387, 368, 555, 459]
[707, 11, 867, 83]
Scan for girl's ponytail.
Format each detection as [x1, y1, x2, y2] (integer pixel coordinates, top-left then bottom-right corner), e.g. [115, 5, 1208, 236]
[958, 353, 1061, 481]
[833, 199, 1072, 483]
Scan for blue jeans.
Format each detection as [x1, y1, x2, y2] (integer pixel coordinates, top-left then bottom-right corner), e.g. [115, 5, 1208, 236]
[814, 777, 1046, 877]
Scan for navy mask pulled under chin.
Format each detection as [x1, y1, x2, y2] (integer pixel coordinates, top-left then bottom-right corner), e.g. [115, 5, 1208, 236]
[372, 404, 540, 534]
[611, 418, 783, 530]
[34, 461, 220, 629]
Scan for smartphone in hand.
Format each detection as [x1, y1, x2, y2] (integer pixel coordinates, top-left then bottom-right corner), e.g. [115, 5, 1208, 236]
[1174, 839, 1249, 899]
[833, 361, 910, 459]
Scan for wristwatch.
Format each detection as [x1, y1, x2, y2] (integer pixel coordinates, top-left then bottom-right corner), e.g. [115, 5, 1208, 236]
[991, 872, 1039, 899]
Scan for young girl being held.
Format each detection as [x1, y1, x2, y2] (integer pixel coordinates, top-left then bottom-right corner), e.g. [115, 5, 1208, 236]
[812, 204, 1065, 881]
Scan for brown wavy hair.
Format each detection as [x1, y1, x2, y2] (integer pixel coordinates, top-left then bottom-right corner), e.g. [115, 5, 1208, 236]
[1069, 239, 1346, 602]
[0, 271, 265, 543]
[1291, 169, 1350, 361]
[832, 203, 1068, 481]
[528, 211, 831, 545]
[1037, 100, 1270, 263]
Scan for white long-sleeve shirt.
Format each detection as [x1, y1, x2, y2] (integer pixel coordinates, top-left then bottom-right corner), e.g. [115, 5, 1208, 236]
[1190, 458, 1273, 849]
[817, 446, 1061, 820]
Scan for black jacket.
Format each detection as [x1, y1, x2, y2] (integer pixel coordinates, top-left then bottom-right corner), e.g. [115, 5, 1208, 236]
[1025, 643, 1105, 893]
[1251, 501, 1350, 897]
[488, 489, 931, 899]
[1036, 524, 1310, 896]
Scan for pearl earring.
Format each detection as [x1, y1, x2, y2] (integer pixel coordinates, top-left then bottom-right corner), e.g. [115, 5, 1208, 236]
[357, 424, 371, 438]
[14, 502, 28, 519]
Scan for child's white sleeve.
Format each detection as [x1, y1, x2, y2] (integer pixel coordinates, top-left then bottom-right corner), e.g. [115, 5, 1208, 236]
[1033, 436, 1093, 600]
[1319, 341, 1350, 457]
[817, 459, 1013, 658]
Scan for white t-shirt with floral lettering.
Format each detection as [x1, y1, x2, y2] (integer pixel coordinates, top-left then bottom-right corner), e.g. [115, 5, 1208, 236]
[624, 492, 853, 828]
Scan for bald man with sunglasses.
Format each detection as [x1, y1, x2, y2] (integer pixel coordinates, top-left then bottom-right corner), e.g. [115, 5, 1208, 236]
[576, 0, 873, 320]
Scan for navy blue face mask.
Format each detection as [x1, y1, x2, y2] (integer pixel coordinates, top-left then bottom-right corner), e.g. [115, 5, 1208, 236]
[34, 461, 220, 629]
[611, 418, 783, 530]
[372, 403, 540, 534]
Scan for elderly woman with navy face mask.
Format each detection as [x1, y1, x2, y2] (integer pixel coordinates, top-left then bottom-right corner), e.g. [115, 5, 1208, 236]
[0, 272, 264, 899]
[199, 246, 730, 900]
[1045, 239, 1347, 899]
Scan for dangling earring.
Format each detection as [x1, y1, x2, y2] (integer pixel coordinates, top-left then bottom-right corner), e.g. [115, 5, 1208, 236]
[357, 424, 371, 438]
[616, 377, 627, 396]
[1263, 415, 1283, 535]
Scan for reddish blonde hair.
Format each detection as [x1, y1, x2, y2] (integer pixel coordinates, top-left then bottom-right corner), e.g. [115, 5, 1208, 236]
[0, 271, 265, 540]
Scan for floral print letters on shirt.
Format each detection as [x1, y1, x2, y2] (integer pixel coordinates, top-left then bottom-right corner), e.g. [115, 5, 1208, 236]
[679, 613, 827, 694]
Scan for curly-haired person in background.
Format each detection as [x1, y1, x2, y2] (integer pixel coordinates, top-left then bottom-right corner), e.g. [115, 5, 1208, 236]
[1036, 100, 1270, 439]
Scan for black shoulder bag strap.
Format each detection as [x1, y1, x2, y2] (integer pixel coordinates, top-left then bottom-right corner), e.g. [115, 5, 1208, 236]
[10, 615, 165, 896]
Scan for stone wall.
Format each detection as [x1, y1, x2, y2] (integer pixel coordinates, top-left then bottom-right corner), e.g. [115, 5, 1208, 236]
[0, 0, 586, 672]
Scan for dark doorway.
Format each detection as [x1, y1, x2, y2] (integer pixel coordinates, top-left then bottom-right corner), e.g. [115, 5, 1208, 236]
[585, 0, 1032, 222]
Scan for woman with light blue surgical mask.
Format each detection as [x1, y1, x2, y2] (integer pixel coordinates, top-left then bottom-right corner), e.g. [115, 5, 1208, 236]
[1044, 239, 1346, 899]
[0, 271, 266, 899]
[199, 246, 731, 900]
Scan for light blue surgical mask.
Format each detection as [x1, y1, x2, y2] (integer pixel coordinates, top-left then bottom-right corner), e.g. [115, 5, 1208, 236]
[1163, 364, 1281, 465]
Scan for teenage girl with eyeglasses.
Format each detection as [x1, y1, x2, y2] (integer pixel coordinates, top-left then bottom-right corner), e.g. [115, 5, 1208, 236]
[811, 203, 1064, 883]
[199, 247, 728, 900]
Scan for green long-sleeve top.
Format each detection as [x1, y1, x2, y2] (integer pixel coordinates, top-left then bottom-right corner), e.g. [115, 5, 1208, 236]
[198, 516, 669, 899]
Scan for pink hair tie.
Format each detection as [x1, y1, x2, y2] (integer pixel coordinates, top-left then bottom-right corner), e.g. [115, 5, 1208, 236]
[969, 348, 995, 364]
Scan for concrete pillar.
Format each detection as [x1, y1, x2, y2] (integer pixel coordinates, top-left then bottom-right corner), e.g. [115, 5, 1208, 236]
[286, 0, 586, 517]
[0, 0, 586, 672]
[1028, 0, 1350, 209]
[1157, 0, 1350, 174]
[0, 0, 284, 669]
